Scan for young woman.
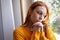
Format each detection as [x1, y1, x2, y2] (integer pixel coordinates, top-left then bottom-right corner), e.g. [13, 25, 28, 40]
[13, 1, 56, 40]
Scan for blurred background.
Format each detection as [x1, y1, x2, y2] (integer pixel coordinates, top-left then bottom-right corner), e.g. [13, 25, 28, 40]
[0, 0, 60, 40]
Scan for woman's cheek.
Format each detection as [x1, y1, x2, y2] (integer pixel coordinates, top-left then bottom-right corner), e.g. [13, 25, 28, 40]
[31, 15, 35, 23]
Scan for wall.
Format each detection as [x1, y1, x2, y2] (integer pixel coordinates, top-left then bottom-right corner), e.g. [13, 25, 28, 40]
[21, 0, 33, 23]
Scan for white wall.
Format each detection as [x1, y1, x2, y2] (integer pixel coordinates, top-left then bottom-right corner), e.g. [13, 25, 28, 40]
[21, 0, 33, 23]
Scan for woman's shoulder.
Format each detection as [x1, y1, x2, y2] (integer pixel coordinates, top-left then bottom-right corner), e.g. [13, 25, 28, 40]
[13, 25, 25, 34]
[13, 25, 27, 38]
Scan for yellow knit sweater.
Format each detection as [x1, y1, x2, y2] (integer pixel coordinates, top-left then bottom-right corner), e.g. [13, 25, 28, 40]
[13, 25, 56, 40]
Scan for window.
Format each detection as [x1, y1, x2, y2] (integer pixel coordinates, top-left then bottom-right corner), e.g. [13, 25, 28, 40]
[35, 0, 60, 40]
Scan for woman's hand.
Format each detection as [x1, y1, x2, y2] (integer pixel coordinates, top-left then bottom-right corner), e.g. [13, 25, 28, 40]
[32, 22, 44, 32]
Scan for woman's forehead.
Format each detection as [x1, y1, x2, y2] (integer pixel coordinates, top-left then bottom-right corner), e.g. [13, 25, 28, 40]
[34, 6, 47, 14]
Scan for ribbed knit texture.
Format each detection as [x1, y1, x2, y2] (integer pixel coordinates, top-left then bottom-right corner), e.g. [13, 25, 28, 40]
[13, 25, 56, 40]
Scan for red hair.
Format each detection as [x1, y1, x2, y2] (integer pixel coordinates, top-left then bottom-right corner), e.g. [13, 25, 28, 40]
[23, 1, 50, 25]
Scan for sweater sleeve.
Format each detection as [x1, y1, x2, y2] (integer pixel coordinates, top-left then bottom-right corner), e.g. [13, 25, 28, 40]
[13, 26, 56, 40]
[45, 26, 56, 40]
[13, 29, 25, 40]
[30, 26, 56, 40]
[31, 30, 48, 40]
[31, 30, 40, 40]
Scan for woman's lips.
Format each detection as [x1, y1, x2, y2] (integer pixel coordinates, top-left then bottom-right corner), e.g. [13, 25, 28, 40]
[37, 20, 42, 22]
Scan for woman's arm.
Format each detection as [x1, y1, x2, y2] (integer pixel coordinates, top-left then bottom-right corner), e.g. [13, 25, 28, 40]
[31, 22, 49, 40]
[31, 30, 41, 40]
[31, 30, 49, 40]
[44, 25, 56, 40]
[13, 29, 25, 40]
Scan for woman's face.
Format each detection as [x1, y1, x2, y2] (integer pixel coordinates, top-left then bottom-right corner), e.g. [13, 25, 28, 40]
[30, 6, 47, 23]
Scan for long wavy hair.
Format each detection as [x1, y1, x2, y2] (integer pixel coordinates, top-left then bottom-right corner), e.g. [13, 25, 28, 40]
[23, 1, 50, 26]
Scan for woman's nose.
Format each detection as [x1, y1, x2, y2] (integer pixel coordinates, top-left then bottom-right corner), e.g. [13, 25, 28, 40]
[39, 16, 42, 19]
[39, 15, 44, 20]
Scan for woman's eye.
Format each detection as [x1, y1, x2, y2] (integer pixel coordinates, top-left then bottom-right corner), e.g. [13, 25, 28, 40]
[37, 11, 42, 15]
[44, 16, 46, 18]
[37, 11, 39, 13]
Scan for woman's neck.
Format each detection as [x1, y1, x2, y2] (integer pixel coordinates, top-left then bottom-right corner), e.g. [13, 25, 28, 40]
[27, 22, 33, 27]
[24, 22, 33, 31]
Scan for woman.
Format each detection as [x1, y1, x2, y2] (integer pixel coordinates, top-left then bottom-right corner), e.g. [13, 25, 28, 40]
[13, 1, 56, 40]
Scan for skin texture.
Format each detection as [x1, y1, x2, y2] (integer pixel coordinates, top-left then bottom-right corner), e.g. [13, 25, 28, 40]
[30, 6, 47, 23]
[30, 6, 47, 31]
